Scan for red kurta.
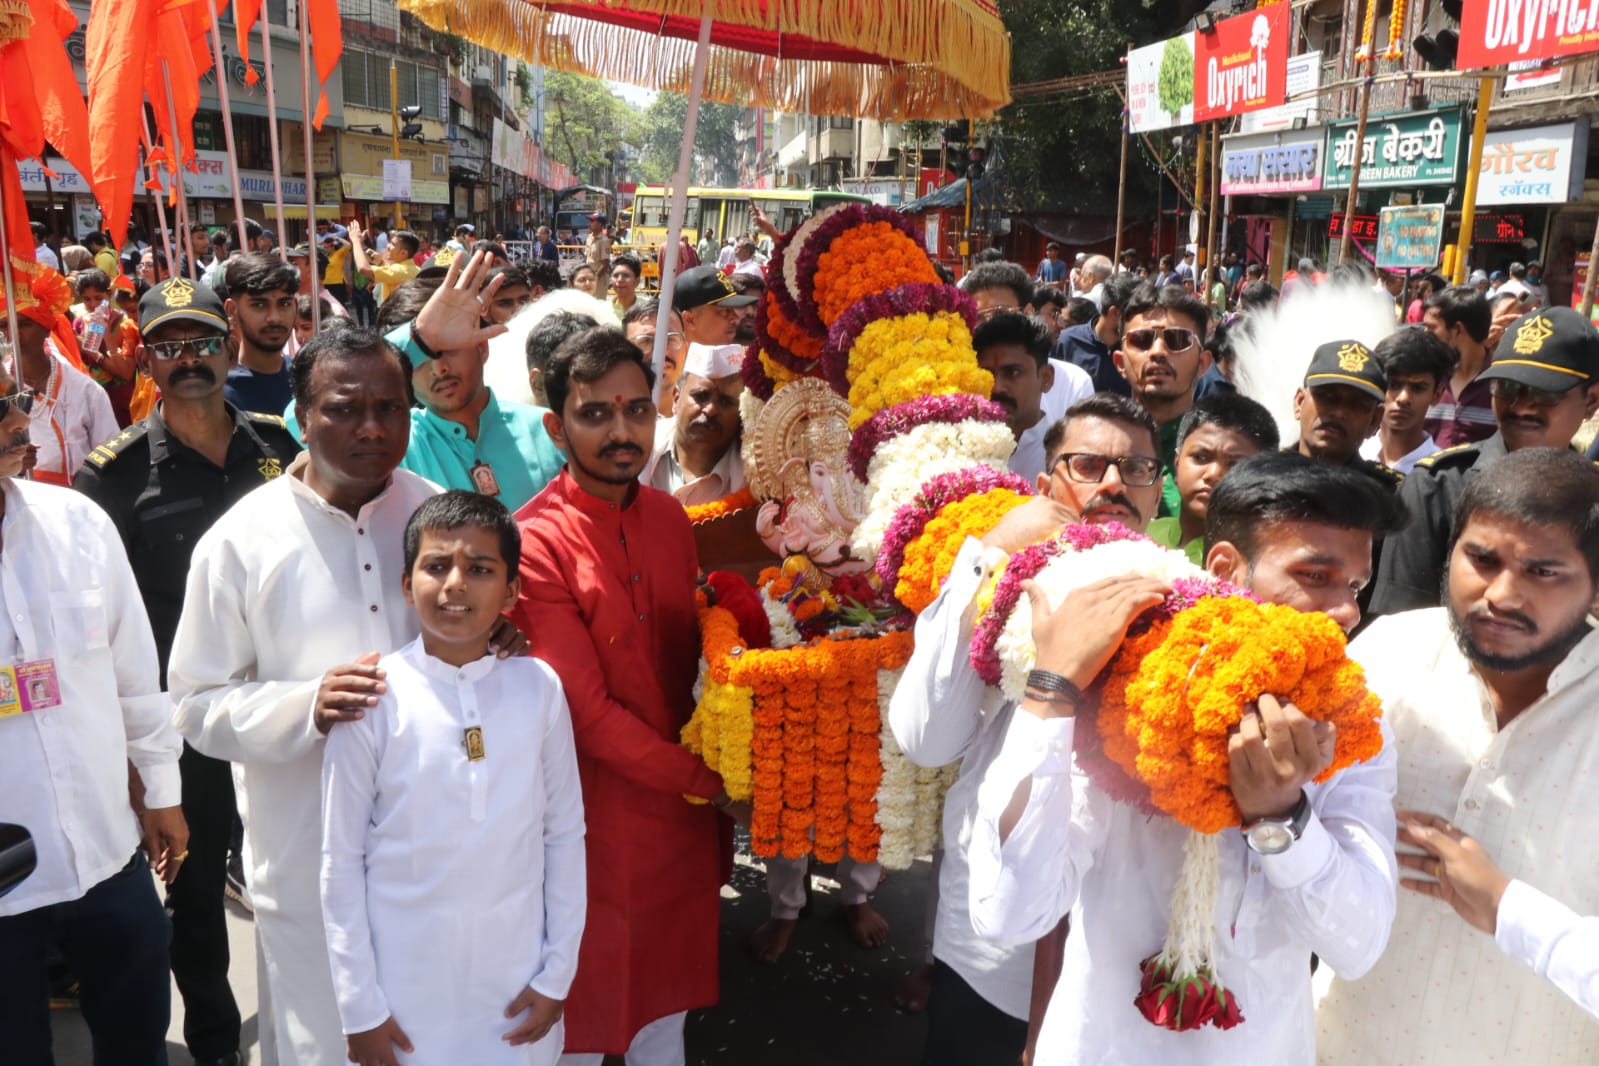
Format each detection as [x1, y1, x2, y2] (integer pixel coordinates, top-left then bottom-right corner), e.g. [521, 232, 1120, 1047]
[513, 469, 725, 1053]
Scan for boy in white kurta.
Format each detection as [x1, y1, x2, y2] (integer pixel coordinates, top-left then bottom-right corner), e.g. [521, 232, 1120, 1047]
[320, 491, 586, 1065]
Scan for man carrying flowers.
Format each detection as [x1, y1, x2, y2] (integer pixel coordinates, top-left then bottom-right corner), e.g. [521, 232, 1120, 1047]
[957, 449, 1404, 1064]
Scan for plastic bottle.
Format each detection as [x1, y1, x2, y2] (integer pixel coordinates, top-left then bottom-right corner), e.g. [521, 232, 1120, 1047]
[81, 300, 112, 356]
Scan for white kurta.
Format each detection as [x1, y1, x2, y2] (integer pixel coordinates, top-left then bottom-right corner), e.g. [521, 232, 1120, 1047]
[168, 461, 438, 1066]
[26, 349, 119, 484]
[320, 639, 587, 1064]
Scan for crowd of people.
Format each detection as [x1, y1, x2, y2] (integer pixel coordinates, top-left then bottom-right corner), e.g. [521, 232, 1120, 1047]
[1, 204, 1596, 1066]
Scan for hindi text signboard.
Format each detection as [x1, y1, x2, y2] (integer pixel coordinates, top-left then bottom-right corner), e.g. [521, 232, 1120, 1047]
[1220, 128, 1324, 195]
[1323, 108, 1464, 190]
[1476, 119, 1588, 205]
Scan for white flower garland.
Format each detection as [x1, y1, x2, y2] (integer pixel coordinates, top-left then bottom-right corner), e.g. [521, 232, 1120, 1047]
[851, 419, 1016, 556]
[1159, 829, 1221, 977]
[760, 587, 803, 650]
[993, 539, 1205, 702]
[873, 666, 961, 869]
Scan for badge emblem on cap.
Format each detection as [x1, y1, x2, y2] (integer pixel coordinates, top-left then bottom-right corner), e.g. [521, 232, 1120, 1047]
[716, 274, 737, 298]
[1513, 314, 1554, 355]
[1336, 343, 1370, 372]
[165, 278, 196, 308]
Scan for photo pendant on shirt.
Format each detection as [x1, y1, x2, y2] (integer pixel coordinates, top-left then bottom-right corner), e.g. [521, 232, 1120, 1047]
[464, 724, 486, 762]
[0, 658, 62, 717]
[469, 461, 501, 497]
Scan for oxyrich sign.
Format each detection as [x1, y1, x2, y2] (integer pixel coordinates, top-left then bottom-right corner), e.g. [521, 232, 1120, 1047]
[1323, 108, 1465, 190]
[1476, 119, 1589, 205]
[1376, 204, 1447, 271]
[1193, 4, 1291, 122]
[1220, 129, 1323, 195]
[1459, 0, 1599, 69]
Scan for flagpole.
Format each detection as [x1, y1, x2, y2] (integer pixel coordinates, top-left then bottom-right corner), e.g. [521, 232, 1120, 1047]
[258, 10, 290, 261]
[0, 177, 22, 364]
[205, 0, 254, 255]
[297, 0, 321, 329]
[161, 61, 200, 281]
[141, 119, 179, 272]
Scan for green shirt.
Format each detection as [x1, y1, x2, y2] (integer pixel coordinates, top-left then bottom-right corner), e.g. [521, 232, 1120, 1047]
[1157, 416, 1182, 519]
[1147, 516, 1205, 566]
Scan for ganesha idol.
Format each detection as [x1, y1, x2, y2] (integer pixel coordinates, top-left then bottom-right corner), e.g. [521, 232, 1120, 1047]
[744, 377, 871, 582]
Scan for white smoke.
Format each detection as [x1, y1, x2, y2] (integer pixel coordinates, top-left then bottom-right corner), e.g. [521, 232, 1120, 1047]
[484, 289, 620, 407]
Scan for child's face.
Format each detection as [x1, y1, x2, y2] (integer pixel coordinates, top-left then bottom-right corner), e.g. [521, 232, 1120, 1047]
[294, 316, 315, 346]
[403, 526, 518, 655]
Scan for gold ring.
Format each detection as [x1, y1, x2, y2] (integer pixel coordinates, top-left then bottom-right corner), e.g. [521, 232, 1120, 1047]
[172, 850, 190, 863]
[1430, 858, 1442, 878]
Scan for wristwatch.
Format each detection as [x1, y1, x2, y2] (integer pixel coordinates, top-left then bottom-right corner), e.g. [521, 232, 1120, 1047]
[1241, 791, 1312, 855]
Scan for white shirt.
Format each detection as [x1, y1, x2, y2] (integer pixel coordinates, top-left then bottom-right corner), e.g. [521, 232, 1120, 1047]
[1007, 417, 1051, 485]
[968, 658, 1398, 1064]
[1085, 282, 1106, 312]
[169, 461, 438, 1066]
[642, 416, 746, 507]
[1358, 431, 1437, 474]
[715, 245, 736, 271]
[731, 257, 763, 278]
[25, 351, 119, 484]
[34, 243, 60, 271]
[1317, 610, 1599, 1064]
[1040, 358, 1095, 429]
[321, 639, 586, 1063]
[0, 479, 178, 916]
[1495, 879, 1599, 1021]
[888, 538, 1034, 1018]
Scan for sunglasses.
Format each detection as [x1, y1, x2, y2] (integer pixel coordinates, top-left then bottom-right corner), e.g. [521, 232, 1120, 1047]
[976, 304, 1022, 321]
[1123, 327, 1198, 352]
[1052, 452, 1162, 487]
[1491, 379, 1568, 408]
[0, 391, 36, 419]
[147, 336, 226, 361]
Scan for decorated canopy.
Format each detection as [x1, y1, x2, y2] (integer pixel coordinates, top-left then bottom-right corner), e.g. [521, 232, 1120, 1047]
[397, 0, 1012, 119]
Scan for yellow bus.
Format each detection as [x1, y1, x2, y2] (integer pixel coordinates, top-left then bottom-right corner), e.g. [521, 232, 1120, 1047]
[627, 186, 872, 249]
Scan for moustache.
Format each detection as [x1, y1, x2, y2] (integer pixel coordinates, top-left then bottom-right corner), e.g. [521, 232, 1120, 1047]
[1085, 491, 1140, 521]
[599, 443, 643, 460]
[991, 393, 1017, 411]
[1467, 604, 1536, 634]
[3, 433, 31, 453]
[168, 366, 216, 384]
[1313, 420, 1347, 436]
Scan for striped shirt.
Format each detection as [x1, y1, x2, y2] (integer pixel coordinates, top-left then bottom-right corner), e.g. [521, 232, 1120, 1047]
[1424, 368, 1496, 449]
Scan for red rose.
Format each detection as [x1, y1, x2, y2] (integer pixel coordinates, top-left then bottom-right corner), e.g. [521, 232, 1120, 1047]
[1174, 978, 1222, 1030]
[1214, 986, 1245, 1030]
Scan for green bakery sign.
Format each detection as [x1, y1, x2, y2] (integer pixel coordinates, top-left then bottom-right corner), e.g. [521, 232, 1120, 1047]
[1323, 108, 1464, 190]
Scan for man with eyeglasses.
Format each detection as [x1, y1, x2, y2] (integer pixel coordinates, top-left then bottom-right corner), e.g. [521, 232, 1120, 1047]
[623, 300, 688, 408]
[674, 265, 756, 347]
[72, 277, 300, 1066]
[1111, 283, 1213, 519]
[1371, 307, 1599, 616]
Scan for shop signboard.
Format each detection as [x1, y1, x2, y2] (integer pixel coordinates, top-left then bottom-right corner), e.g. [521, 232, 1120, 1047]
[1193, 4, 1291, 122]
[1459, 2, 1599, 69]
[1220, 128, 1323, 195]
[1323, 108, 1464, 190]
[1127, 32, 1196, 133]
[383, 160, 413, 202]
[340, 174, 449, 204]
[237, 171, 314, 202]
[16, 158, 93, 195]
[1240, 51, 1321, 134]
[1328, 214, 1380, 242]
[1476, 119, 1588, 205]
[1376, 204, 1446, 271]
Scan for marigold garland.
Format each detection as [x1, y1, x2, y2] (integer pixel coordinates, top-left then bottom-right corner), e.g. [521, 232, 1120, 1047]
[684, 486, 758, 526]
[757, 287, 827, 374]
[1096, 596, 1384, 834]
[810, 224, 941, 329]
[823, 283, 979, 394]
[852, 419, 1018, 559]
[876, 467, 1034, 609]
[845, 312, 991, 430]
[848, 394, 1010, 482]
[788, 203, 926, 332]
[893, 489, 1033, 615]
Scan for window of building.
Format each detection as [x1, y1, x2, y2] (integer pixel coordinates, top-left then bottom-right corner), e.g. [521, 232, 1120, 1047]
[341, 50, 442, 119]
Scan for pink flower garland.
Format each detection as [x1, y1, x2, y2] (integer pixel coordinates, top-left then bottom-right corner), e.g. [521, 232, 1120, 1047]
[968, 522, 1149, 687]
[876, 467, 1034, 604]
[789, 203, 924, 333]
[848, 394, 1010, 482]
[765, 227, 805, 335]
[741, 343, 777, 401]
[821, 283, 979, 394]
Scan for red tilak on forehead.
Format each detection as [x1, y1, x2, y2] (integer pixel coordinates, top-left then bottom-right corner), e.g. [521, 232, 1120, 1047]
[615, 394, 624, 406]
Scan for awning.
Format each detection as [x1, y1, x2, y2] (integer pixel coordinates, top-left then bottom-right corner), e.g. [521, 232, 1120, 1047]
[280, 204, 345, 220]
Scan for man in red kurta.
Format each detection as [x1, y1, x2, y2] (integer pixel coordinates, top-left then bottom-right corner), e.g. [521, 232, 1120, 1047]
[513, 326, 745, 1063]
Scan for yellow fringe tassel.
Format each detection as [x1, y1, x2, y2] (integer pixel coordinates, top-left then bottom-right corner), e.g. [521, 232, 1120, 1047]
[397, 0, 1012, 119]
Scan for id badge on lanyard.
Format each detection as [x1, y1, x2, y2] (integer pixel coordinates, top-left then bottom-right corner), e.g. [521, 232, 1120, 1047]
[0, 659, 62, 717]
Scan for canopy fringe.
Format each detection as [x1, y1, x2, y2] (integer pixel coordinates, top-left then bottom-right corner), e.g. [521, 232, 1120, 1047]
[398, 0, 1011, 119]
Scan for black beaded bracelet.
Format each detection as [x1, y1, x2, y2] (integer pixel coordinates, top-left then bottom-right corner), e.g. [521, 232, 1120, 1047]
[1025, 669, 1082, 704]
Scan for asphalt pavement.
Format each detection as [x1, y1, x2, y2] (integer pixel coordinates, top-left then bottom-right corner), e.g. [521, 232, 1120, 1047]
[50, 835, 938, 1065]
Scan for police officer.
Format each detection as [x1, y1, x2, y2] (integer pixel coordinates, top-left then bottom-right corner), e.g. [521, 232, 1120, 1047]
[1288, 338, 1406, 493]
[1370, 306, 1599, 616]
[73, 276, 301, 1066]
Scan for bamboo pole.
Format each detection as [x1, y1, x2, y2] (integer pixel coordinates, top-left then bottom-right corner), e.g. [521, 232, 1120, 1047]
[1337, 62, 1374, 266]
[160, 61, 200, 282]
[258, 9, 289, 260]
[298, 0, 320, 328]
[1113, 67, 1129, 265]
[1205, 122, 1221, 311]
[205, 0, 254, 256]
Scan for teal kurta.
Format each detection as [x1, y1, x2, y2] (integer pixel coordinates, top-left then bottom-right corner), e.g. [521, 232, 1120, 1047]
[281, 390, 564, 511]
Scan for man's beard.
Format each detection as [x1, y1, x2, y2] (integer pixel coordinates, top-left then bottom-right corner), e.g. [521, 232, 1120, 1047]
[570, 442, 644, 486]
[1446, 593, 1593, 673]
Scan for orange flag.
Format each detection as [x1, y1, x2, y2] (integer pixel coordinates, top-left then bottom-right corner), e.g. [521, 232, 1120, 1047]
[305, 0, 343, 130]
[1, 0, 96, 266]
[234, 0, 265, 85]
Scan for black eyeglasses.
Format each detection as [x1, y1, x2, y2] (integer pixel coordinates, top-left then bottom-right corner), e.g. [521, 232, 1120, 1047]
[0, 391, 35, 419]
[1123, 327, 1197, 352]
[1491, 379, 1568, 408]
[147, 336, 226, 361]
[1052, 452, 1162, 486]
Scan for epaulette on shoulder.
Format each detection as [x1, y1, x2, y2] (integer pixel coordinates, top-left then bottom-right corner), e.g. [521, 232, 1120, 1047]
[245, 411, 287, 428]
[1413, 442, 1477, 471]
[82, 425, 147, 470]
